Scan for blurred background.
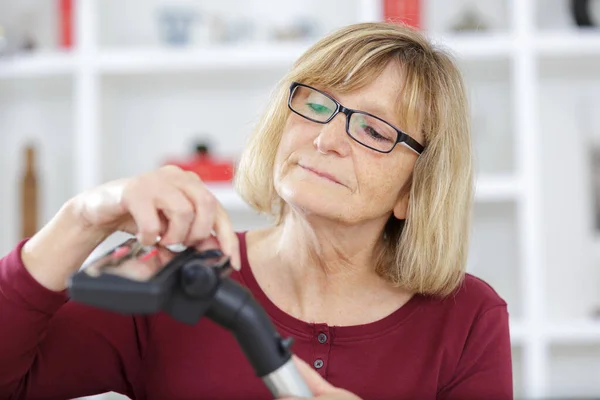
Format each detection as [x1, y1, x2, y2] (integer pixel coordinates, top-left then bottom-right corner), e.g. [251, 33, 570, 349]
[1, 0, 600, 398]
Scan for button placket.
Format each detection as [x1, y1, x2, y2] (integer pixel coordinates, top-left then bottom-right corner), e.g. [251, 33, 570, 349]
[312, 324, 331, 377]
[317, 332, 328, 343]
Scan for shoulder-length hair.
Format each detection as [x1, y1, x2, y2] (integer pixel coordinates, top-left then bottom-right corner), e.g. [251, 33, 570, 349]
[234, 22, 473, 297]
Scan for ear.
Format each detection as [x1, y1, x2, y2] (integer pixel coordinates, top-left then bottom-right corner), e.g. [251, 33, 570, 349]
[393, 173, 414, 220]
[392, 188, 410, 220]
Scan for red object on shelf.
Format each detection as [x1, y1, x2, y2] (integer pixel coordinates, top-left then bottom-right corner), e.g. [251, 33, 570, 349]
[383, 0, 421, 29]
[164, 145, 235, 183]
[58, 0, 73, 49]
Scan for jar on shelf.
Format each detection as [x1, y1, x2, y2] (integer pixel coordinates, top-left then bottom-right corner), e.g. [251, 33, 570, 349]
[163, 142, 235, 183]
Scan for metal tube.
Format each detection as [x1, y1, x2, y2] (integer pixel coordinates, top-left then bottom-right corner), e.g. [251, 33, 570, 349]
[262, 358, 313, 398]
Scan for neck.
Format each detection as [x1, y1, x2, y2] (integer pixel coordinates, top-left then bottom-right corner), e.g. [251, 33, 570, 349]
[269, 209, 389, 291]
[249, 210, 408, 325]
[247, 210, 414, 325]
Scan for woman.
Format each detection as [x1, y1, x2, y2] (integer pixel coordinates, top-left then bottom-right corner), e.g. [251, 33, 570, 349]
[0, 22, 513, 399]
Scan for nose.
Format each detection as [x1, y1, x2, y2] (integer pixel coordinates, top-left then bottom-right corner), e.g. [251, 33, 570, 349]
[313, 113, 351, 156]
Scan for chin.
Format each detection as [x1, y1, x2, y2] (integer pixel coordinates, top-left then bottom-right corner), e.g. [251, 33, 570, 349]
[275, 178, 351, 221]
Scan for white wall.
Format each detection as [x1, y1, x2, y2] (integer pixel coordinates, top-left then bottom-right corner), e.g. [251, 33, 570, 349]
[540, 74, 600, 322]
[96, 0, 358, 48]
[2, 0, 600, 398]
[0, 78, 74, 252]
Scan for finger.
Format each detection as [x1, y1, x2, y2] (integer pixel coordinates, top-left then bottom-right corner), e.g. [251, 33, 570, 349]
[175, 174, 240, 270]
[192, 236, 239, 272]
[154, 189, 195, 245]
[177, 179, 218, 244]
[122, 194, 163, 246]
[213, 206, 240, 270]
[194, 236, 220, 252]
[292, 355, 336, 396]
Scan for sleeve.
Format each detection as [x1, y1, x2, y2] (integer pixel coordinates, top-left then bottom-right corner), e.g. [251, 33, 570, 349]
[437, 305, 514, 400]
[0, 240, 146, 400]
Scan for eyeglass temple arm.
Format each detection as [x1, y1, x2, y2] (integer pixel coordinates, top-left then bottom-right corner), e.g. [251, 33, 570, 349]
[400, 134, 425, 154]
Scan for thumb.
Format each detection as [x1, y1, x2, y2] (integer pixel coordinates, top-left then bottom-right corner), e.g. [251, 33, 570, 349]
[193, 235, 222, 252]
[292, 355, 336, 396]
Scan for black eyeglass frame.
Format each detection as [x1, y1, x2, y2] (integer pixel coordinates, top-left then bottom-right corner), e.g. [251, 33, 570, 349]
[287, 81, 425, 155]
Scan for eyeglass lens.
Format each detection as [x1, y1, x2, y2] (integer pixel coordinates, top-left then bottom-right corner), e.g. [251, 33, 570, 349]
[290, 85, 398, 152]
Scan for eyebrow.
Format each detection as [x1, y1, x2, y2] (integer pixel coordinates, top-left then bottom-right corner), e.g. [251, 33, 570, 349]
[358, 103, 400, 126]
[321, 87, 401, 128]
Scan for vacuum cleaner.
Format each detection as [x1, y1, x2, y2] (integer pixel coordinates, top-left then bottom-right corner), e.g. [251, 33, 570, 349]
[67, 238, 312, 399]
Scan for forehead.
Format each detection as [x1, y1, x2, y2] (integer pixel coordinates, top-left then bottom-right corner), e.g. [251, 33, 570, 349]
[330, 61, 405, 126]
[344, 61, 404, 101]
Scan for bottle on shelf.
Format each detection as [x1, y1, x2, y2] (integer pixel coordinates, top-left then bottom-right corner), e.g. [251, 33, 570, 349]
[20, 144, 39, 239]
[383, 0, 421, 29]
[58, 0, 73, 49]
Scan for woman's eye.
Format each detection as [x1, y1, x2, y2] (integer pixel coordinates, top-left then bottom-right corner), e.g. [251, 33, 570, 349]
[307, 103, 332, 114]
[363, 125, 393, 142]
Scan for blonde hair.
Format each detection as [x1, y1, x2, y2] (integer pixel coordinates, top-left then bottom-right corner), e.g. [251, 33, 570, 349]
[234, 22, 473, 297]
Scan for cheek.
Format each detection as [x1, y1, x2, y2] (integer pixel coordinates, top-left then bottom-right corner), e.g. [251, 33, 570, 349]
[275, 120, 317, 164]
[274, 124, 303, 178]
[357, 156, 414, 204]
[286, 120, 316, 146]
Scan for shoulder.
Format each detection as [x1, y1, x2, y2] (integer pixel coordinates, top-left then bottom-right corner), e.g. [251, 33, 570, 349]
[454, 273, 507, 308]
[422, 273, 508, 324]
[433, 275, 513, 397]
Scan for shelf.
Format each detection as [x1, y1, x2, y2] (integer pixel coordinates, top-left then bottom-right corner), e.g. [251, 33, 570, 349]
[546, 321, 600, 344]
[536, 31, 600, 57]
[475, 175, 521, 202]
[0, 51, 75, 79]
[0, 35, 513, 79]
[0, 33, 539, 80]
[3, 33, 600, 80]
[205, 183, 250, 211]
[97, 42, 314, 74]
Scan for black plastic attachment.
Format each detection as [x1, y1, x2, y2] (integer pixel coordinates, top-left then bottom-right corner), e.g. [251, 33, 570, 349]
[67, 239, 294, 379]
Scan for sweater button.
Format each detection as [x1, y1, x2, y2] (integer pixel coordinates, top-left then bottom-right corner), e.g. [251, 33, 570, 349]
[317, 333, 328, 343]
[313, 359, 324, 369]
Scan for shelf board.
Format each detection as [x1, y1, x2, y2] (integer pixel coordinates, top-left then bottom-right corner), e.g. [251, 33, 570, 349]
[205, 183, 250, 211]
[97, 34, 516, 75]
[545, 320, 600, 344]
[0, 35, 517, 79]
[0, 51, 75, 79]
[4, 32, 600, 80]
[536, 31, 600, 57]
[97, 42, 314, 74]
[475, 174, 521, 202]
[429, 33, 514, 60]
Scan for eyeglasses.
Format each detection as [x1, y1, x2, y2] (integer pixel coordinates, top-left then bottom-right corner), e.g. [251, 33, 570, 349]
[287, 82, 424, 155]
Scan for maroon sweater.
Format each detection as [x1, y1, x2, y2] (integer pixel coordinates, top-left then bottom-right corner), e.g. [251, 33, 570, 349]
[0, 232, 513, 400]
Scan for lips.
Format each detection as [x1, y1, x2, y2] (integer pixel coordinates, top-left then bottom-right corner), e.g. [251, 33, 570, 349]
[298, 164, 343, 186]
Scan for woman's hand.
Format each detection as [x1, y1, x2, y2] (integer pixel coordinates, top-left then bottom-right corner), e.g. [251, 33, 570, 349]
[72, 165, 238, 256]
[283, 356, 362, 400]
[22, 165, 240, 291]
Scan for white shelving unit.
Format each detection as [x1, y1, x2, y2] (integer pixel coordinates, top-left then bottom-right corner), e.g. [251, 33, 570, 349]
[2, 0, 600, 398]
[98, 43, 314, 74]
[536, 30, 600, 56]
[0, 51, 75, 79]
